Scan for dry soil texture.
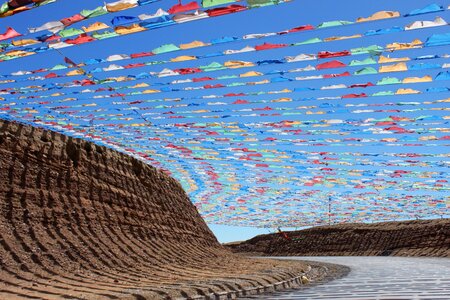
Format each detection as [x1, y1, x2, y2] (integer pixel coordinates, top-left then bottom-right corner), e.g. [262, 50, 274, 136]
[227, 219, 450, 257]
[0, 120, 311, 299]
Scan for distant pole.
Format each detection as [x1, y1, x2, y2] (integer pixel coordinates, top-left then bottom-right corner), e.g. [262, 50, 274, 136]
[328, 196, 331, 225]
[89, 118, 94, 134]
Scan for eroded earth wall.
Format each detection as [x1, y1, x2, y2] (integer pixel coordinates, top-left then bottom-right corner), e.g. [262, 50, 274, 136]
[0, 120, 312, 299]
[228, 219, 450, 257]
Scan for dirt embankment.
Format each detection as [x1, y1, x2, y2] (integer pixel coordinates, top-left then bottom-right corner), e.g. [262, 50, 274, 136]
[227, 219, 450, 257]
[0, 120, 317, 299]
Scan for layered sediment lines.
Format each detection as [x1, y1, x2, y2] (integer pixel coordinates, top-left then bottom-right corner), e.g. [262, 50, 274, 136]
[0, 119, 307, 299]
[228, 219, 450, 257]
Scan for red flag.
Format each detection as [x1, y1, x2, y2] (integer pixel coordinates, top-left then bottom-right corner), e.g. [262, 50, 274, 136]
[64, 57, 77, 67]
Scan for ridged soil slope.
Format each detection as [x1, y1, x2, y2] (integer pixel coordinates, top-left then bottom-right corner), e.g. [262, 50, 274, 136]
[0, 120, 308, 299]
[227, 219, 450, 257]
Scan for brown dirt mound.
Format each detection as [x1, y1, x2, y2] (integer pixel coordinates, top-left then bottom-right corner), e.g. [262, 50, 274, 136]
[0, 120, 312, 299]
[227, 219, 450, 257]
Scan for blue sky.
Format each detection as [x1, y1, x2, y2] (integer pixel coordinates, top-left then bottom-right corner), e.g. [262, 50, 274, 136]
[1, 0, 449, 242]
[209, 224, 273, 243]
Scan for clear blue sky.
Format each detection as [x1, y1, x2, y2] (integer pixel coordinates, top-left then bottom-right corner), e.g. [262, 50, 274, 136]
[209, 224, 274, 243]
[1, 0, 449, 243]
